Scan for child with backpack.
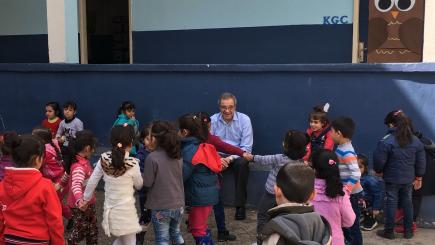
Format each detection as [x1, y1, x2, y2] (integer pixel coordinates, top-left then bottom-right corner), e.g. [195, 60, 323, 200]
[311, 149, 356, 245]
[303, 104, 334, 163]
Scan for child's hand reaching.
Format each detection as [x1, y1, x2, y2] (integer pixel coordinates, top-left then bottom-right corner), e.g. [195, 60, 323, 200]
[243, 153, 253, 162]
[78, 199, 89, 211]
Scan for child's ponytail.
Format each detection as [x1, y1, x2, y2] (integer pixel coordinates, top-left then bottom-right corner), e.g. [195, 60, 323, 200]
[65, 130, 97, 174]
[150, 121, 181, 159]
[110, 124, 135, 170]
[178, 113, 208, 142]
[32, 126, 63, 161]
[384, 110, 413, 147]
[10, 134, 45, 168]
[312, 149, 344, 198]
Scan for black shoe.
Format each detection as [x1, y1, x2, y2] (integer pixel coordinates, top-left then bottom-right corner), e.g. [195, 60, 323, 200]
[136, 232, 145, 245]
[218, 230, 237, 242]
[361, 216, 378, 231]
[404, 231, 414, 239]
[66, 219, 74, 231]
[376, 230, 395, 240]
[235, 207, 246, 220]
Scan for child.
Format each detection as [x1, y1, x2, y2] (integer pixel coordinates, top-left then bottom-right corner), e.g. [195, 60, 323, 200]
[311, 149, 355, 245]
[142, 121, 185, 244]
[374, 110, 426, 240]
[0, 132, 18, 181]
[42, 101, 62, 138]
[179, 114, 222, 244]
[244, 130, 308, 244]
[303, 104, 334, 163]
[32, 127, 71, 219]
[66, 130, 98, 245]
[357, 153, 382, 231]
[0, 134, 64, 244]
[259, 164, 331, 244]
[113, 101, 140, 155]
[56, 101, 84, 148]
[81, 125, 143, 244]
[136, 124, 153, 245]
[330, 116, 363, 245]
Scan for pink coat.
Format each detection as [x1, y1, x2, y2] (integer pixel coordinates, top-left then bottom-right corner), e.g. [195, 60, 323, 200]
[41, 140, 65, 184]
[311, 178, 355, 245]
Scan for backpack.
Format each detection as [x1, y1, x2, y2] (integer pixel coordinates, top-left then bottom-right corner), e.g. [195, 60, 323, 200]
[310, 126, 332, 153]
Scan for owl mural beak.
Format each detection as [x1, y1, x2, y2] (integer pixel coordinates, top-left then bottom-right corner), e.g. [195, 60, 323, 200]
[391, 11, 399, 19]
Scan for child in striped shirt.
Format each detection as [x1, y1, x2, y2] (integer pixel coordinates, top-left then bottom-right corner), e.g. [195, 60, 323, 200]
[244, 130, 309, 244]
[65, 130, 98, 245]
[330, 117, 363, 245]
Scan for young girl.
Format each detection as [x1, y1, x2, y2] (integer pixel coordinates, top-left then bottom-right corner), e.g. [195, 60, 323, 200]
[81, 125, 143, 244]
[142, 121, 185, 245]
[311, 149, 356, 245]
[303, 104, 334, 162]
[179, 114, 222, 244]
[113, 101, 140, 155]
[374, 110, 426, 239]
[32, 127, 71, 219]
[0, 134, 64, 244]
[42, 101, 62, 138]
[244, 130, 308, 243]
[66, 130, 98, 245]
[0, 132, 18, 181]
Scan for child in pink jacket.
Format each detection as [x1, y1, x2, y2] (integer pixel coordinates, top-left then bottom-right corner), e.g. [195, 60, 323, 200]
[311, 149, 355, 245]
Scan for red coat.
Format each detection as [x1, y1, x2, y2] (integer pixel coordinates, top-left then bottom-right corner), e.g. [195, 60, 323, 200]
[42, 118, 61, 139]
[303, 126, 335, 162]
[0, 168, 64, 245]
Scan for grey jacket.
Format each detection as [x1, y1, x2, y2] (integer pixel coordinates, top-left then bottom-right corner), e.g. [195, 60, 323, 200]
[261, 204, 331, 245]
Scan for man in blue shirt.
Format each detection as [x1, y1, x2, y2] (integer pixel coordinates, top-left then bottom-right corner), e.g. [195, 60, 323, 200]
[211, 92, 253, 241]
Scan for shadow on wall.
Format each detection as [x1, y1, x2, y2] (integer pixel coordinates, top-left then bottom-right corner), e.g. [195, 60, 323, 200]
[0, 63, 434, 215]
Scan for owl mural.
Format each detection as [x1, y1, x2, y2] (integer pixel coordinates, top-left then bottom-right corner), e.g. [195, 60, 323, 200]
[368, 0, 425, 63]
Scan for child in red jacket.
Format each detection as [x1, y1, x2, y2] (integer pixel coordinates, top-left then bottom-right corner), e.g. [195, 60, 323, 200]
[0, 134, 64, 245]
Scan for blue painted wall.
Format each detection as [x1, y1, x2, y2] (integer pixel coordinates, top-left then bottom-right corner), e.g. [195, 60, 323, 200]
[1, 63, 435, 221]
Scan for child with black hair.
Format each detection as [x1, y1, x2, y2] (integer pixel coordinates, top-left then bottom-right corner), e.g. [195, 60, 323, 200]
[303, 104, 335, 163]
[56, 101, 84, 148]
[81, 125, 143, 244]
[311, 149, 355, 245]
[113, 101, 140, 155]
[243, 130, 309, 243]
[259, 164, 331, 244]
[374, 110, 426, 240]
[330, 116, 363, 245]
[0, 134, 64, 244]
[143, 121, 185, 244]
[42, 101, 62, 138]
[32, 127, 71, 220]
[357, 153, 382, 231]
[0, 132, 18, 181]
[178, 114, 222, 244]
[66, 130, 98, 245]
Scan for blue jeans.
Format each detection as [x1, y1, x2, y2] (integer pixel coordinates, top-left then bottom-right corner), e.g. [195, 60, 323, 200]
[384, 183, 413, 233]
[151, 207, 184, 245]
[343, 192, 363, 245]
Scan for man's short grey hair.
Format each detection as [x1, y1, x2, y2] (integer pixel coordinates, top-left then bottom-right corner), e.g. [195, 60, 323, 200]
[218, 92, 237, 106]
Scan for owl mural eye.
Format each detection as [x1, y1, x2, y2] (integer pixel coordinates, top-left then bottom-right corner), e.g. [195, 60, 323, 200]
[395, 0, 416, 11]
[375, 0, 395, 12]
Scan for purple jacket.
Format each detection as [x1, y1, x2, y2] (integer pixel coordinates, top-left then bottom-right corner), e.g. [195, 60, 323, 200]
[0, 155, 14, 181]
[311, 178, 355, 245]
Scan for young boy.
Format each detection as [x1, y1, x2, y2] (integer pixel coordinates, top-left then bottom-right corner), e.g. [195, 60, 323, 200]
[331, 117, 363, 245]
[357, 153, 383, 231]
[259, 164, 331, 244]
[56, 101, 84, 148]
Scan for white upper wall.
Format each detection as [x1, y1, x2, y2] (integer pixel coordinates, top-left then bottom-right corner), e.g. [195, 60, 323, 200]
[132, 0, 354, 31]
[0, 0, 48, 35]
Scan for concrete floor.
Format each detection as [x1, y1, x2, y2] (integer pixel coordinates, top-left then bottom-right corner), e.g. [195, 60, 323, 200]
[73, 191, 435, 244]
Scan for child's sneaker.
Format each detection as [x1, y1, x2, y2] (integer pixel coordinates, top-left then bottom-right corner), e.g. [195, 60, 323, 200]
[361, 216, 378, 231]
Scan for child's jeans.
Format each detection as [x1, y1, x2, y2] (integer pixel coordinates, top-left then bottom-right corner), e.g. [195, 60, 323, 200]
[257, 191, 277, 234]
[189, 206, 213, 237]
[151, 207, 184, 245]
[343, 192, 363, 245]
[384, 183, 413, 233]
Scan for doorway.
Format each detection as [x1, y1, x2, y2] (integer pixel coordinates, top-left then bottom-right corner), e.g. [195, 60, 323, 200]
[79, 0, 131, 64]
